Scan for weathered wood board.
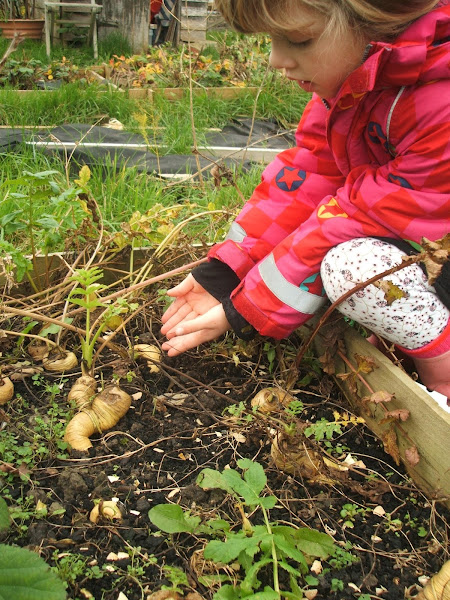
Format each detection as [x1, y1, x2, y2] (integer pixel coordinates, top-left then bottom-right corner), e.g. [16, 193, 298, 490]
[312, 323, 450, 509]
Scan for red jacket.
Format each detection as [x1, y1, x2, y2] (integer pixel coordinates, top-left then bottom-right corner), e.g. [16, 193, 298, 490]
[207, 3, 450, 338]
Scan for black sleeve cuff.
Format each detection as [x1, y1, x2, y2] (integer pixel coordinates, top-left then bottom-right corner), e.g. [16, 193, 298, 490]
[222, 297, 256, 341]
[192, 259, 240, 302]
[192, 259, 256, 340]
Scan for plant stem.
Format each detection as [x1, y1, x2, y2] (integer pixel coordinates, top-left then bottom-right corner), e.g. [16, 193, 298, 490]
[261, 505, 281, 597]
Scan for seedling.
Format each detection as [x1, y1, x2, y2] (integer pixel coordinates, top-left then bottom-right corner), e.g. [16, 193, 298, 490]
[149, 459, 336, 598]
[339, 503, 368, 529]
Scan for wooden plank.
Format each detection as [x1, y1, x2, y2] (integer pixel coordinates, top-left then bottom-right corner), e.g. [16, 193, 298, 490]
[155, 86, 258, 100]
[98, 0, 149, 53]
[181, 17, 207, 31]
[181, 6, 208, 16]
[179, 29, 207, 42]
[311, 322, 450, 508]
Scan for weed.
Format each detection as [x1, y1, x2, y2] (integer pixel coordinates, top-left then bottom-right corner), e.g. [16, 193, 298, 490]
[328, 543, 360, 570]
[339, 503, 368, 529]
[161, 565, 190, 592]
[51, 551, 106, 585]
[304, 417, 343, 442]
[383, 513, 403, 533]
[149, 459, 336, 598]
[331, 578, 345, 593]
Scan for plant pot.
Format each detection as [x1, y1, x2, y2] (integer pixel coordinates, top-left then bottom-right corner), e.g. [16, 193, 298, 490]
[0, 19, 45, 40]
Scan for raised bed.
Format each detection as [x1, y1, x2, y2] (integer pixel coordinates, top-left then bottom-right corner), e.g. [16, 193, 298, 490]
[310, 320, 450, 509]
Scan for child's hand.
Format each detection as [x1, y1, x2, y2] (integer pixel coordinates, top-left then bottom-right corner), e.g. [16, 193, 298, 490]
[160, 275, 231, 356]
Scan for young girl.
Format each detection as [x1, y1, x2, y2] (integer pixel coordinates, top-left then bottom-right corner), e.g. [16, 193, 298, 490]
[161, 0, 450, 399]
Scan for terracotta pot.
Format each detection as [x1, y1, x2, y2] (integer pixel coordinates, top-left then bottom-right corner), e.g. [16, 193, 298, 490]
[0, 19, 45, 40]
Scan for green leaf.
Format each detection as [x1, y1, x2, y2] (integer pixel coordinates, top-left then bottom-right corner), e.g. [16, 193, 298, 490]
[222, 468, 260, 504]
[278, 559, 304, 579]
[39, 320, 73, 337]
[273, 535, 308, 571]
[237, 459, 267, 497]
[259, 496, 277, 510]
[148, 505, 200, 533]
[240, 558, 272, 594]
[295, 528, 336, 559]
[204, 537, 254, 564]
[0, 544, 67, 600]
[247, 589, 279, 599]
[197, 468, 235, 494]
[213, 585, 239, 600]
[0, 498, 10, 531]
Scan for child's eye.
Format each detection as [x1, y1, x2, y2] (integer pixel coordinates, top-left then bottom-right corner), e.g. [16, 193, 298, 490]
[288, 38, 312, 48]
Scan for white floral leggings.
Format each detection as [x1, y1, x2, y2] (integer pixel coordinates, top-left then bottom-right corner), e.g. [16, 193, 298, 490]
[320, 238, 449, 350]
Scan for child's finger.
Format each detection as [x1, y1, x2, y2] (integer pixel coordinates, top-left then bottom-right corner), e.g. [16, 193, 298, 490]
[173, 306, 226, 337]
[162, 309, 198, 337]
[161, 296, 187, 325]
[161, 329, 213, 357]
[166, 275, 194, 297]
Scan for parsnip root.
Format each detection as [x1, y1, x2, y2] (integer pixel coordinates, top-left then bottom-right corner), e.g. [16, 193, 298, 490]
[67, 375, 97, 409]
[251, 387, 296, 414]
[0, 377, 14, 405]
[416, 561, 450, 600]
[90, 500, 123, 523]
[134, 343, 161, 373]
[65, 385, 132, 451]
[43, 351, 78, 372]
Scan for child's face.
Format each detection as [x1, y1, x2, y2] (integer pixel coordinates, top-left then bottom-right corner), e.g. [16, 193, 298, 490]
[269, 10, 368, 99]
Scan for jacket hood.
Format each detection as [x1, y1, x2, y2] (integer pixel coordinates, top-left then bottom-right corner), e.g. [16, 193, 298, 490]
[341, 3, 450, 95]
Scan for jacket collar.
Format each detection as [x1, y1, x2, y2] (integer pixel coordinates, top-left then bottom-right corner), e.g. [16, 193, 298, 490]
[331, 4, 450, 101]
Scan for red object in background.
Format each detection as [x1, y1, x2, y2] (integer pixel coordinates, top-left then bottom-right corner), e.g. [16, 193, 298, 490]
[150, 0, 163, 22]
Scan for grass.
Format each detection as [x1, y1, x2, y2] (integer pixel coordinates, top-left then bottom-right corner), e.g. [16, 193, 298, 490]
[0, 31, 310, 255]
[0, 32, 133, 65]
[0, 74, 308, 129]
[0, 141, 263, 253]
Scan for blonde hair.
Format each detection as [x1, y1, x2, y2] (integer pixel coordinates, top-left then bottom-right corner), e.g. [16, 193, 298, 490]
[214, 0, 441, 41]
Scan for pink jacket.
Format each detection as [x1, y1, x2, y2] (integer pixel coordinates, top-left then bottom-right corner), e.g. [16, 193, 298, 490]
[208, 3, 450, 339]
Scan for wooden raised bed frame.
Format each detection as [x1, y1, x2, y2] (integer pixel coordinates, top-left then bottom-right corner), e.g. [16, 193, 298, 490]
[311, 321, 450, 510]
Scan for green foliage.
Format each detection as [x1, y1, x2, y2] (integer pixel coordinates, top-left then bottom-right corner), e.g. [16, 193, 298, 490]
[339, 504, 368, 529]
[0, 168, 89, 283]
[149, 460, 336, 598]
[0, 502, 66, 599]
[330, 578, 344, 593]
[0, 497, 10, 531]
[51, 551, 106, 586]
[0, 391, 70, 483]
[68, 266, 137, 369]
[304, 417, 343, 442]
[0, 56, 84, 88]
[0, 545, 67, 600]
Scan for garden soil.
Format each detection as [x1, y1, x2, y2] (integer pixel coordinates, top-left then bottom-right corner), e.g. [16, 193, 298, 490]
[1, 311, 449, 600]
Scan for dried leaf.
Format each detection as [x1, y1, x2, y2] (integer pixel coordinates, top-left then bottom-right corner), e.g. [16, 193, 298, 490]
[336, 371, 353, 382]
[318, 349, 336, 375]
[422, 256, 445, 284]
[355, 354, 376, 374]
[421, 235, 450, 284]
[370, 390, 394, 404]
[373, 279, 406, 305]
[385, 409, 410, 422]
[382, 427, 400, 465]
[405, 446, 420, 467]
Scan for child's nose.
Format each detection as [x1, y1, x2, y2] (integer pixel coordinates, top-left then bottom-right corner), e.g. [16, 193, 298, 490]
[269, 40, 296, 70]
